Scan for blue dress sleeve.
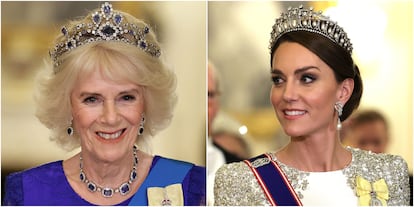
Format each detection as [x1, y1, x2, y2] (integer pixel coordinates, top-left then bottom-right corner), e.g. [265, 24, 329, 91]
[183, 165, 206, 206]
[3, 172, 24, 206]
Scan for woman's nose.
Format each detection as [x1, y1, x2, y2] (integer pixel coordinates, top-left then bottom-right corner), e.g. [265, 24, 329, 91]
[282, 81, 298, 102]
[100, 101, 120, 125]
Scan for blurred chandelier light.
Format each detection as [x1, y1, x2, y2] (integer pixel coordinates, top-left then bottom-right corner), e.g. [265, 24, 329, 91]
[238, 125, 248, 135]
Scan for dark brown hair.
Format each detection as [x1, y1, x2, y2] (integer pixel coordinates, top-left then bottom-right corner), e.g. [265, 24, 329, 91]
[270, 31, 363, 121]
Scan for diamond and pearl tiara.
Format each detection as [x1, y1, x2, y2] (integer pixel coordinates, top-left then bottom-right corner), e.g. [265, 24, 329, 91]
[269, 5, 353, 55]
[49, 2, 161, 68]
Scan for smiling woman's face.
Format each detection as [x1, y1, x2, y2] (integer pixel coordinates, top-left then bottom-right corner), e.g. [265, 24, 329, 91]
[270, 42, 344, 138]
[71, 68, 144, 162]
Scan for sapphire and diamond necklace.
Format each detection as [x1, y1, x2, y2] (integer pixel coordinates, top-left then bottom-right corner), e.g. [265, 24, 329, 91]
[79, 145, 138, 198]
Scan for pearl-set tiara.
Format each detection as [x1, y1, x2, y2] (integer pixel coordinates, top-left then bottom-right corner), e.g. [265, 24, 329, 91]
[49, 2, 161, 68]
[269, 5, 353, 55]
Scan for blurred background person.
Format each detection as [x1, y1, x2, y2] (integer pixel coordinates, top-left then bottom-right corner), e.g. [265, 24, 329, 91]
[207, 61, 225, 205]
[208, 60, 252, 204]
[211, 112, 251, 163]
[342, 109, 389, 153]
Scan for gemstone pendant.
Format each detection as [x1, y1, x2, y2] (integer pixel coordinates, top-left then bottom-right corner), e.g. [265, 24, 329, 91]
[67, 127, 74, 136]
[119, 183, 130, 195]
[78, 145, 138, 198]
[102, 187, 114, 197]
[130, 170, 137, 180]
[79, 171, 86, 182]
[87, 182, 97, 192]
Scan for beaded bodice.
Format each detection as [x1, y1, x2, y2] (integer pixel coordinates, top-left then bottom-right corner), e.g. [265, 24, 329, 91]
[214, 147, 410, 206]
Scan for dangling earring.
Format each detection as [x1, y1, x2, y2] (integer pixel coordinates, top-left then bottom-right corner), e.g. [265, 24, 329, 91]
[67, 117, 74, 136]
[138, 114, 145, 136]
[334, 102, 343, 130]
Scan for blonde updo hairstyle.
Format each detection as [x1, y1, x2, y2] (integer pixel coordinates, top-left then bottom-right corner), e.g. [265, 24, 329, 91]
[35, 9, 177, 151]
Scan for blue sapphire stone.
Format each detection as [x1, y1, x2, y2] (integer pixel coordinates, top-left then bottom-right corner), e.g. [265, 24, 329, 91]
[102, 188, 113, 197]
[139, 40, 147, 49]
[87, 182, 96, 192]
[114, 14, 122, 25]
[61, 27, 68, 36]
[102, 25, 115, 36]
[67, 41, 73, 48]
[79, 172, 85, 181]
[67, 127, 73, 135]
[131, 171, 137, 180]
[93, 14, 101, 24]
[120, 183, 130, 195]
[103, 5, 111, 16]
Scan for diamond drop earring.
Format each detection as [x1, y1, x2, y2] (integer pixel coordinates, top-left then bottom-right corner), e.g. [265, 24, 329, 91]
[334, 102, 343, 130]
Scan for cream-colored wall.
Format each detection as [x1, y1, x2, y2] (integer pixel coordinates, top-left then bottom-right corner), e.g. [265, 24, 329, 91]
[1, 1, 206, 170]
[209, 1, 412, 172]
[151, 2, 207, 166]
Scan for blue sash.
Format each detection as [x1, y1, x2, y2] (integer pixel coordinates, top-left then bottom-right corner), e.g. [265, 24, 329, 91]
[244, 154, 302, 206]
[128, 157, 193, 206]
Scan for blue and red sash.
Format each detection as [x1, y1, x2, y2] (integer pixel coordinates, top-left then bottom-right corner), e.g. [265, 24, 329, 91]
[244, 153, 302, 206]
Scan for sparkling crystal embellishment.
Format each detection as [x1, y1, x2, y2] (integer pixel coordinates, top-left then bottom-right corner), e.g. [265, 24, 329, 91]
[269, 5, 353, 55]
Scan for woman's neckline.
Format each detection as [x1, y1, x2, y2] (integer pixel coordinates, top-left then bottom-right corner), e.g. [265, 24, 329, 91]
[61, 155, 159, 205]
[269, 146, 355, 173]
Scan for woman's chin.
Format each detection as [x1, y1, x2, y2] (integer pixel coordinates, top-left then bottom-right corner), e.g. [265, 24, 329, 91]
[282, 127, 306, 138]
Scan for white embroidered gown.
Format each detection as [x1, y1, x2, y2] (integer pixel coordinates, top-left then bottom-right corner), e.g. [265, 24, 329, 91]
[214, 147, 410, 206]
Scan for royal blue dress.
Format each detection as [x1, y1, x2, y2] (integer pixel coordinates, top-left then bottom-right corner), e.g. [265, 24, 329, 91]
[3, 156, 206, 206]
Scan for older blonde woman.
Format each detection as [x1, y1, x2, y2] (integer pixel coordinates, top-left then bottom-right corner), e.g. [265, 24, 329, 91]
[3, 2, 205, 205]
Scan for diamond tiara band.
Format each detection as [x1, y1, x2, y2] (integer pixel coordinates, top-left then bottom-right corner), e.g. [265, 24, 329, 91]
[269, 5, 353, 55]
[49, 2, 161, 68]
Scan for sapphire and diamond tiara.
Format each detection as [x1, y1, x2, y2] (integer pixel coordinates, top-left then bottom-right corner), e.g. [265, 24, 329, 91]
[269, 5, 353, 55]
[49, 2, 161, 68]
